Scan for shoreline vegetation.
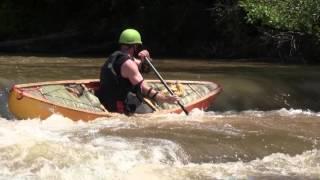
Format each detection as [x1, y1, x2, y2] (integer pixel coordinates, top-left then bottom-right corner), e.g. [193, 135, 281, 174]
[0, 0, 319, 63]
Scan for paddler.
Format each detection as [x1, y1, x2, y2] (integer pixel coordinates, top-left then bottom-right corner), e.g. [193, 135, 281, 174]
[97, 28, 179, 114]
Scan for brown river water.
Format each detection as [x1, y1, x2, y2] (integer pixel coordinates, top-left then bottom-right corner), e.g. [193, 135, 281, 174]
[0, 56, 320, 179]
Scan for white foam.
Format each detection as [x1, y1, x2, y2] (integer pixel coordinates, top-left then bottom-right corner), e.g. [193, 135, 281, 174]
[205, 108, 320, 119]
[121, 149, 320, 179]
[0, 110, 320, 179]
[0, 116, 190, 179]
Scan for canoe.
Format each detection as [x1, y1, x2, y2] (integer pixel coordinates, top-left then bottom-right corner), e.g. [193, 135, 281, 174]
[8, 79, 222, 121]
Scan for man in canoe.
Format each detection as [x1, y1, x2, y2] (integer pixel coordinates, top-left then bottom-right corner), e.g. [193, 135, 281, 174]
[97, 28, 178, 114]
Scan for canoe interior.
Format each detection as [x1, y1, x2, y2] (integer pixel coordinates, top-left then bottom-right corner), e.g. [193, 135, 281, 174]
[24, 84, 105, 112]
[19, 80, 219, 112]
[147, 81, 216, 110]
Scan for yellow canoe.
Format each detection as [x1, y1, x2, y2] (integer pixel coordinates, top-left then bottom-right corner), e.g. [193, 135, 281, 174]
[8, 79, 222, 121]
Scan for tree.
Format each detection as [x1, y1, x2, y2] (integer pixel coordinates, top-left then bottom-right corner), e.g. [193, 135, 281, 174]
[240, 0, 320, 62]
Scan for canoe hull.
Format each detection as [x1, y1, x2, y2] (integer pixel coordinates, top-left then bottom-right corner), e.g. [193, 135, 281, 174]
[8, 79, 222, 121]
[9, 86, 112, 121]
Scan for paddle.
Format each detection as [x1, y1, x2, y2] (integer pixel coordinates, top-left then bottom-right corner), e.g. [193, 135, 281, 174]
[144, 57, 189, 115]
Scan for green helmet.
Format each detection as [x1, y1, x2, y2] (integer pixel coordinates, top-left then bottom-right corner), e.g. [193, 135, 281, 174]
[118, 29, 142, 45]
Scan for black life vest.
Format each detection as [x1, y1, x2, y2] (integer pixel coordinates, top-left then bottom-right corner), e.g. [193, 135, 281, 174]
[98, 51, 134, 112]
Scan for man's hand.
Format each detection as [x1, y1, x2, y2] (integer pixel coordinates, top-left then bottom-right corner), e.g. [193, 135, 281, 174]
[155, 93, 180, 104]
[138, 50, 150, 61]
[164, 94, 180, 104]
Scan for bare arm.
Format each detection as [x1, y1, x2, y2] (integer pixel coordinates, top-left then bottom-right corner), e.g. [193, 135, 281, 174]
[121, 59, 178, 104]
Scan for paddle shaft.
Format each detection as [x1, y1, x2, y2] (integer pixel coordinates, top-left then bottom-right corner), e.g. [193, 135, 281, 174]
[145, 57, 189, 115]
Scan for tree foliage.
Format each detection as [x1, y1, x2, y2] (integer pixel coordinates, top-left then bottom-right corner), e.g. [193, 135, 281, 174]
[0, 0, 319, 62]
[240, 0, 320, 38]
[239, 0, 320, 62]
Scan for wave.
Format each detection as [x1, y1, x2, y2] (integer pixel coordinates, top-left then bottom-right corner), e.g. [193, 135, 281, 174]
[0, 110, 319, 179]
[126, 149, 320, 179]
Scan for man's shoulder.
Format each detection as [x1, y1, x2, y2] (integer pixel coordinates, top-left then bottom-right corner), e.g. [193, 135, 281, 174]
[121, 59, 136, 68]
[121, 59, 139, 76]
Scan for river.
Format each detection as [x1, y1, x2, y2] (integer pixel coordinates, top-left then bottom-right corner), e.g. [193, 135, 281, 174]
[0, 56, 319, 179]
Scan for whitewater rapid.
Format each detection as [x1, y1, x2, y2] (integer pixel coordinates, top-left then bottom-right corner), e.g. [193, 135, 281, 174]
[0, 109, 319, 179]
